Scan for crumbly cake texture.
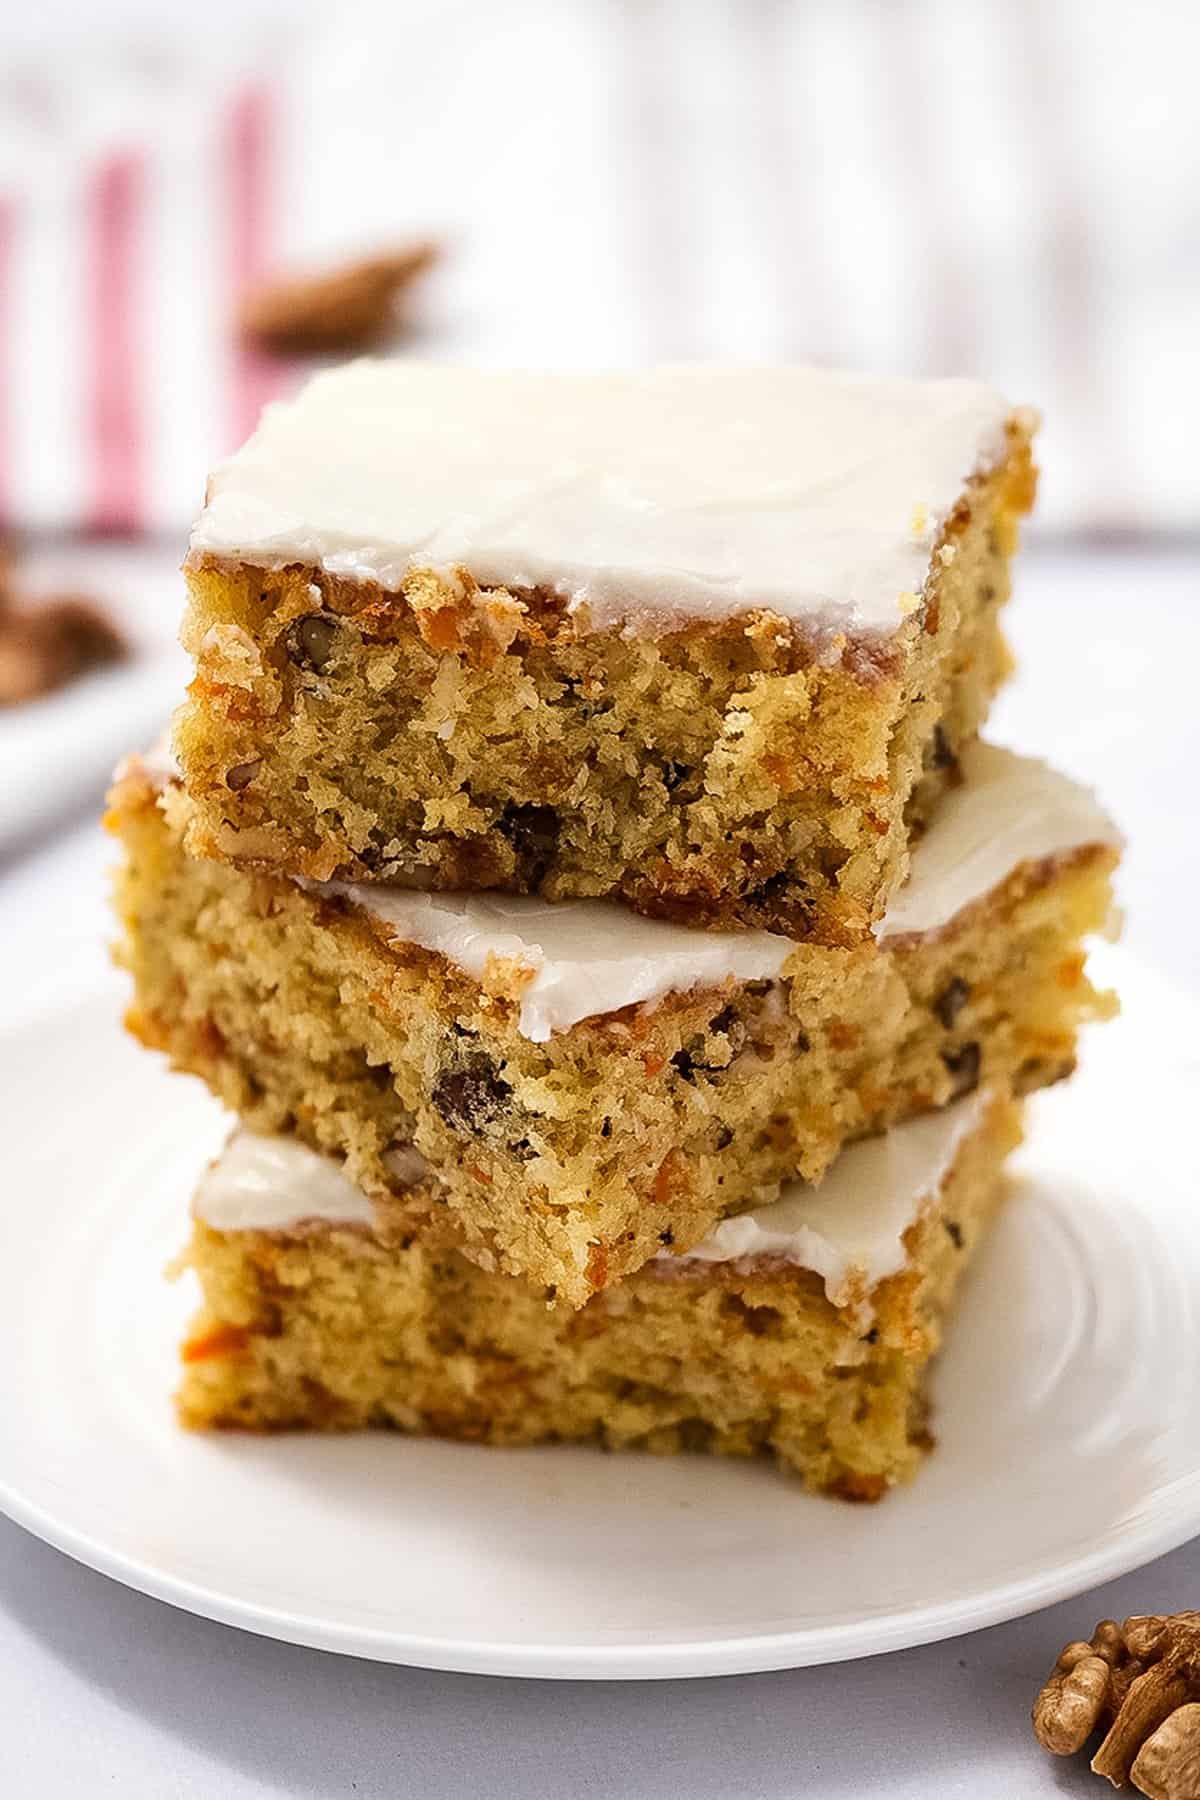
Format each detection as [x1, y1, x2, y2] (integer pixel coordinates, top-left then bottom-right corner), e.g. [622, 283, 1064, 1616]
[178, 364, 1036, 939]
[177, 1094, 1023, 1501]
[108, 748, 1116, 1308]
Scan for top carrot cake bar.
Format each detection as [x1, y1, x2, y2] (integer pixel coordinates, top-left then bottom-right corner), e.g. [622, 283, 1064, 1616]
[179, 363, 1037, 940]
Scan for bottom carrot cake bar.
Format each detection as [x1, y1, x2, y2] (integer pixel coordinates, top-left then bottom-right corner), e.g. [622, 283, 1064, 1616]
[179, 1089, 1021, 1500]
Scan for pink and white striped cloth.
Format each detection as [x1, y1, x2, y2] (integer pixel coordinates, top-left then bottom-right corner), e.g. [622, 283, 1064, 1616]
[0, 75, 289, 536]
[1, 0, 1197, 542]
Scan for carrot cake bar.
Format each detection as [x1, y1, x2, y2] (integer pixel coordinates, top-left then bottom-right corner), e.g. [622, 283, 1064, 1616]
[110, 742, 1118, 1306]
[178, 1089, 1022, 1500]
[178, 363, 1037, 940]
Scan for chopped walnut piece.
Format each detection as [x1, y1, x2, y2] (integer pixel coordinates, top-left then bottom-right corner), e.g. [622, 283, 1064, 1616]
[1033, 1613, 1200, 1796]
[238, 242, 439, 354]
[224, 759, 261, 792]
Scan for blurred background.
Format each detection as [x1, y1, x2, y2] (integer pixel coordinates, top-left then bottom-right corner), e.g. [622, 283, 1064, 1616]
[0, 0, 1197, 979]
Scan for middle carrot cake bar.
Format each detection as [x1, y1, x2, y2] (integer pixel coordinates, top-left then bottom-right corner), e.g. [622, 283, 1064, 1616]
[111, 743, 1118, 1306]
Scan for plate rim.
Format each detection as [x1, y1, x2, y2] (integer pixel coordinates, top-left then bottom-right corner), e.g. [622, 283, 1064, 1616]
[2, 1463, 1200, 1678]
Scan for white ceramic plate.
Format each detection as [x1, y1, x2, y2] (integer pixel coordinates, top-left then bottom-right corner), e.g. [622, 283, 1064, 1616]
[0, 648, 184, 854]
[1, 950, 1197, 1680]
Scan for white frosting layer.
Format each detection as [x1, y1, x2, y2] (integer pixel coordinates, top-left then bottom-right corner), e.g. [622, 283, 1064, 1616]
[304, 881, 793, 1042]
[193, 1096, 989, 1312]
[309, 746, 1117, 1039]
[667, 1091, 989, 1310]
[193, 1130, 377, 1233]
[190, 362, 1015, 637]
[877, 741, 1121, 941]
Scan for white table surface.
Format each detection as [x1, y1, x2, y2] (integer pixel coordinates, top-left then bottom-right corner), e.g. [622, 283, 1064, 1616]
[1, 544, 1197, 1797]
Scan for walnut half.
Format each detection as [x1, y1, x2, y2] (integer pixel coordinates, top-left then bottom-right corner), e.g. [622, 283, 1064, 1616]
[1033, 1613, 1200, 1795]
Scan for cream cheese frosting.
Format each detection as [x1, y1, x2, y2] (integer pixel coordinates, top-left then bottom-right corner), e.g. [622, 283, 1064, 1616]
[299, 880, 794, 1042]
[664, 1090, 990, 1314]
[193, 1095, 989, 1315]
[189, 362, 1016, 638]
[305, 744, 1118, 1040]
[876, 741, 1121, 942]
[193, 1130, 377, 1233]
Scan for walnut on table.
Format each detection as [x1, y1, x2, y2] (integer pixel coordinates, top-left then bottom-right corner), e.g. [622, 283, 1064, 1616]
[0, 551, 127, 705]
[238, 242, 439, 355]
[1033, 1613, 1200, 1796]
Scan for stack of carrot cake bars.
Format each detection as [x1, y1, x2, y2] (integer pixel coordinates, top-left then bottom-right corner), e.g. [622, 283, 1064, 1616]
[109, 364, 1121, 1500]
